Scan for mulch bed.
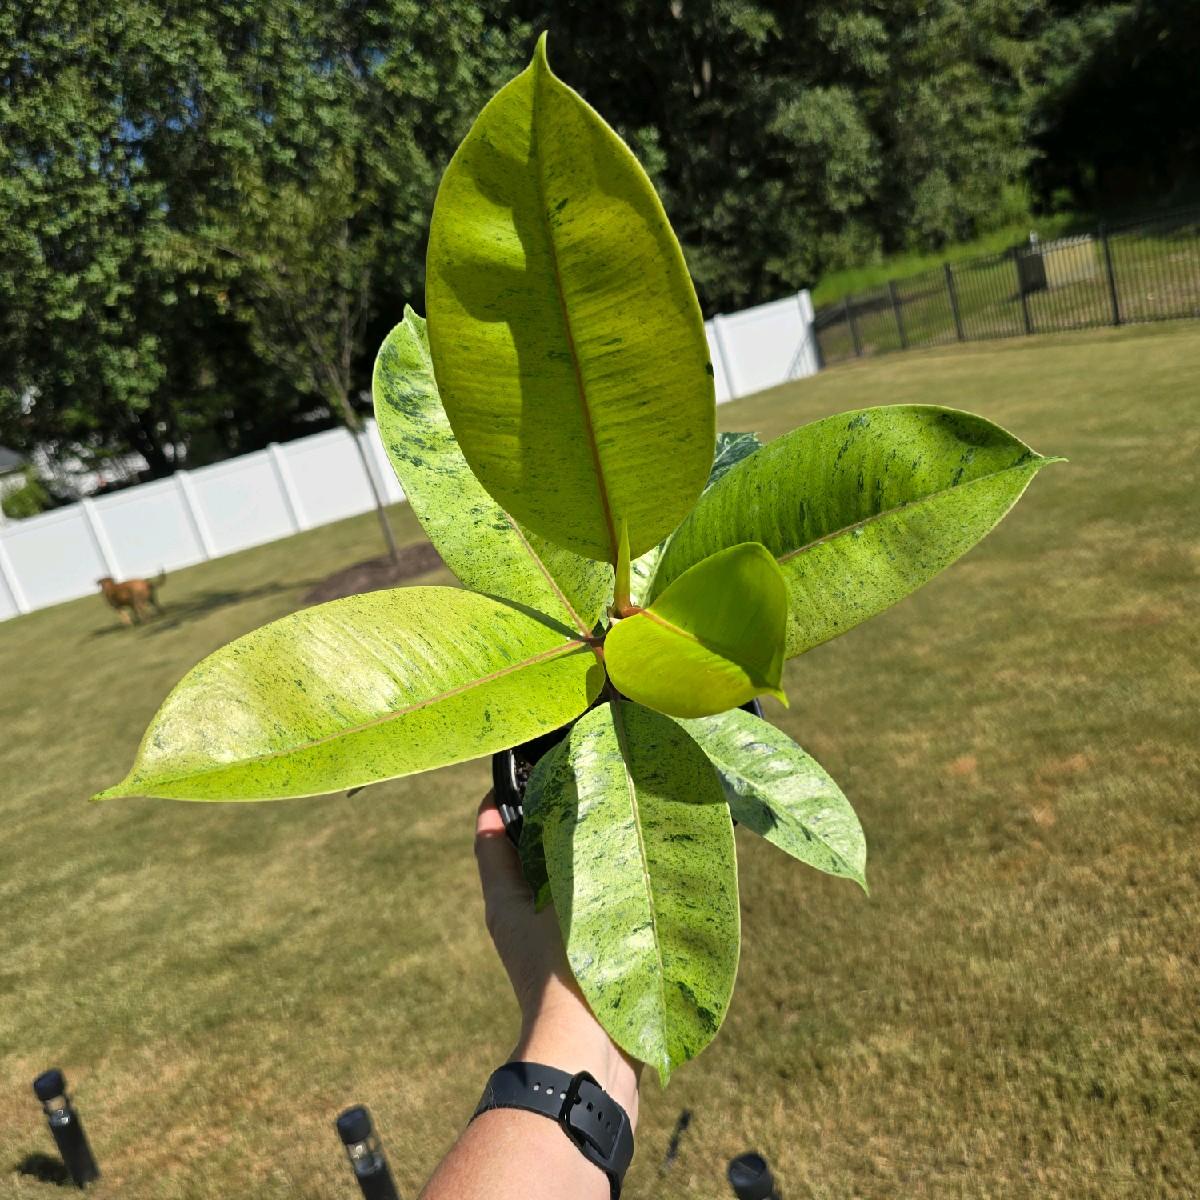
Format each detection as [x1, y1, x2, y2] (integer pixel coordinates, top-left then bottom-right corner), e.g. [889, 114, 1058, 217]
[303, 542, 443, 605]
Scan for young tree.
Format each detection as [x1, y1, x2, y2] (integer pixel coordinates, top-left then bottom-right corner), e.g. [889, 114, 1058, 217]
[179, 154, 402, 560]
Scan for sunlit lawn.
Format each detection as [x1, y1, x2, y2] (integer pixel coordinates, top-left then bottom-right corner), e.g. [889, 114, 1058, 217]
[2, 322, 1197, 1198]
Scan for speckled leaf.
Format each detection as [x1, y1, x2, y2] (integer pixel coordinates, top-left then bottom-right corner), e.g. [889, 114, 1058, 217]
[606, 543, 788, 719]
[676, 708, 867, 890]
[630, 432, 763, 606]
[425, 35, 715, 564]
[652, 406, 1062, 657]
[94, 587, 604, 802]
[628, 541, 663, 608]
[540, 701, 739, 1083]
[373, 309, 611, 634]
[707, 431, 762, 489]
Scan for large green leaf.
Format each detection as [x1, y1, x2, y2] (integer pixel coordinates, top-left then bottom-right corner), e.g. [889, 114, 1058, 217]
[676, 708, 867, 890]
[652, 406, 1062, 657]
[94, 588, 604, 802]
[605, 543, 787, 718]
[538, 701, 739, 1083]
[373, 308, 611, 634]
[425, 35, 714, 564]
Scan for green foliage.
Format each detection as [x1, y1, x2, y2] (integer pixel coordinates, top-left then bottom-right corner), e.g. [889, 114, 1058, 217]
[426, 35, 714, 562]
[1, 468, 51, 520]
[1, 0, 1174, 476]
[1033, 0, 1200, 210]
[100, 43, 1057, 1078]
[0, 0, 526, 471]
[508, 0, 1063, 309]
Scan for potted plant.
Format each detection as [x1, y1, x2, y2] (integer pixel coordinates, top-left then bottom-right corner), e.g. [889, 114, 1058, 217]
[96, 37, 1059, 1083]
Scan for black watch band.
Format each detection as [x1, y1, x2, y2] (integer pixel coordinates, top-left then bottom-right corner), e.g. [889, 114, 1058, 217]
[472, 1062, 634, 1198]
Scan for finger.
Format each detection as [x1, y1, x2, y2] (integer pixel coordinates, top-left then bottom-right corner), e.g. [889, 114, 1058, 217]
[474, 792, 529, 905]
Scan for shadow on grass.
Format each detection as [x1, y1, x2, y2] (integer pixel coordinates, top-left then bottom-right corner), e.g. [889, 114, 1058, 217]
[13, 1152, 71, 1185]
[89, 579, 314, 638]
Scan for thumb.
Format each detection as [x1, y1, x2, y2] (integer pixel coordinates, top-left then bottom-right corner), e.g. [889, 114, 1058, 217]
[474, 792, 531, 910]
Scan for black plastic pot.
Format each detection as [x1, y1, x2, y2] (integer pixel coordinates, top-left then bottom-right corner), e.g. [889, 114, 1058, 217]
[491, 698, 764, 846]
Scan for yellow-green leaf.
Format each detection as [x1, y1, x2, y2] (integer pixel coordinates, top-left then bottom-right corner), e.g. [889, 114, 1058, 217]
[653, 406, 1062, 657]
[537, 701, 739, 1083]
[425, 35, 714, 564]
[94, 587, 604, 801]
[605, 543, 787, 718]
[373, 307, 611, 634]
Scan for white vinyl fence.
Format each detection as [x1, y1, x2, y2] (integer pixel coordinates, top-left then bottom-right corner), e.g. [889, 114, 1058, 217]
[0, 291, 818, 622]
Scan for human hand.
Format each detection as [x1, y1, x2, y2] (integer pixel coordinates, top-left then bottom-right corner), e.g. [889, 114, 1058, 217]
[474, 793, 641, 1126]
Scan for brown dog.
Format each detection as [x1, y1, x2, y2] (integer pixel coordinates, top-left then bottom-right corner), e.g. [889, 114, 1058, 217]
[98, 571, 166, 625]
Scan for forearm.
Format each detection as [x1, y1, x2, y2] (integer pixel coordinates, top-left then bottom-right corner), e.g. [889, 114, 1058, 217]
[420, 993, 640, 1200]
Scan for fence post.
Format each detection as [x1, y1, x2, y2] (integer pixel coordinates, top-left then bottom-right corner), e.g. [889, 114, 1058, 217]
[944, 263, 965, 341]
[1014, 252, 1035, 335]
[80, 497, 120, 578]
[710, 315, 740, 398]
[0, 534, 30, 614]
[1099, 225, 1122, 326]
[267, 442, 310, 531]
[888, 280, 908, 350]
[844, 296, 864, 358]
[794, 290, 822, 374]
[174, 471, 216, 560]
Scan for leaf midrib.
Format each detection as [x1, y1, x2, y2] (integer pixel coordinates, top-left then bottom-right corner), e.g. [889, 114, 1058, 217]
[609, 700, 670, 1062]
[532, 66, 620, 565]
[774, 456, 1045, 565]
[131, 640, 589, 790]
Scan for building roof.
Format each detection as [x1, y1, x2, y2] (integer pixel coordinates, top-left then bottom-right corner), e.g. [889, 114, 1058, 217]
[0, 445, 25, 474]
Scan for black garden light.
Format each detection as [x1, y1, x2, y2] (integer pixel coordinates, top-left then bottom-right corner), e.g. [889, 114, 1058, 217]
[32, 1069, 100, 1188]
[728, 1151, 781, 1200]
[335, 1105, 400, 1200]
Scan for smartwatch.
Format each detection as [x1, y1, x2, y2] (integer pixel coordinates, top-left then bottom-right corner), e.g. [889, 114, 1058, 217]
[473, 1061, 634, 1198]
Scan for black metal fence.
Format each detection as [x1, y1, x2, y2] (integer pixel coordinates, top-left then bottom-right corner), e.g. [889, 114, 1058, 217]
[813, 207, 1200, 366]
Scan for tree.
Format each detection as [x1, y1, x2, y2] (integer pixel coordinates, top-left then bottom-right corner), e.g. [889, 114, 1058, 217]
[1031, 0, 1198, 209]
[177, 153, 402, 559]
[504, 0, 1051, 312]
[0, 0, 526, 476]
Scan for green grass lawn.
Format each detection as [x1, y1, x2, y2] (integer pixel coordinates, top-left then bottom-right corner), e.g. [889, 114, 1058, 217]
[2, 324, 1197, 1198]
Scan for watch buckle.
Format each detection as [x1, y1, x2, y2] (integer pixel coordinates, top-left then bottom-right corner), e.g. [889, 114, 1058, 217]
[560, 1070, 620, 1164]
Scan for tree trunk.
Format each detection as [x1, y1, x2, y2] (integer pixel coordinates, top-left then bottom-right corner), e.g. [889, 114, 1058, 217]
[331, 389, 398, 565]
[349, 416, 400, 564]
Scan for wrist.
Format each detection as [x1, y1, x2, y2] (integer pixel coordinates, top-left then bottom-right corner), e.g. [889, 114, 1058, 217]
[512, 987, 641, 1129]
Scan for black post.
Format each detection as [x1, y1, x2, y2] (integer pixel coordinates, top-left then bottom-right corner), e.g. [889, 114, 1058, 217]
[844, 296, 863, 358]
[1014, 252, 1034, 335]
[33, 1070, 100, 1189]
[944, 262, 965, 341]
[1099, 224, 1122, 326]
[336, 1106, 401, 1200]
[728, 1151, 781, 1199]
[888, 280, 908, 349]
